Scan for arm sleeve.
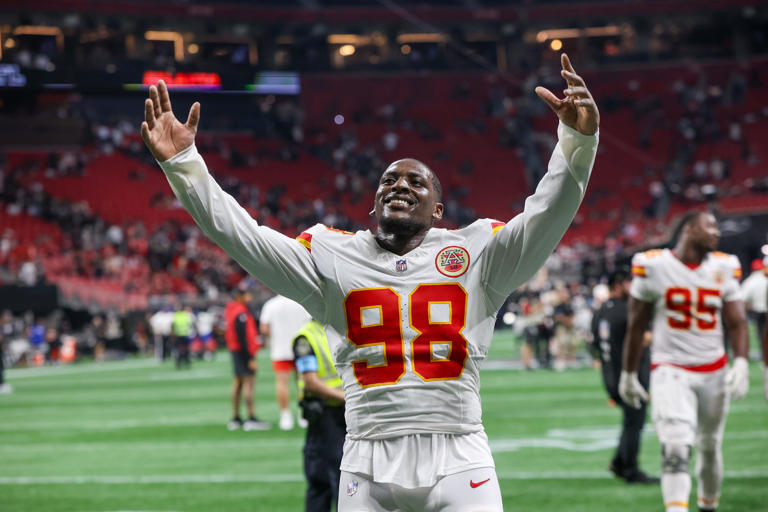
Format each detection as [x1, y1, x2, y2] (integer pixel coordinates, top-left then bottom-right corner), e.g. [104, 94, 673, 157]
[629, 253, 658, 303]
[293, 336, 318, 373]
[480, 122, 599, 311]
[159, 146, 326, 320]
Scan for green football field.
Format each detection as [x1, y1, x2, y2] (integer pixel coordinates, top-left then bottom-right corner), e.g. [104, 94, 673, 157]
[2, 332, 767, 512]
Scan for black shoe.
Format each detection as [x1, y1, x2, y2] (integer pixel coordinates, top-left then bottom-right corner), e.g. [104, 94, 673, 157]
[624, 471, 660, 485]
[608, 461, 623, 479]
[698, 508, 716, 512]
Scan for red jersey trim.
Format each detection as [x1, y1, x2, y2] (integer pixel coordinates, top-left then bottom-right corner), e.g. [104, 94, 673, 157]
[651, 353, 727, 373]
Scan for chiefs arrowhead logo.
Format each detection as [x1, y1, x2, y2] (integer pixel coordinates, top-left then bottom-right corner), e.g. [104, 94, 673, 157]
[436, 246, 470, 278]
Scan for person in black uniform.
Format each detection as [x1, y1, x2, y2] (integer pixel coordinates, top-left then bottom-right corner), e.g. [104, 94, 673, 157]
[592, 270, 658, 484]
[293, 321, 346, 512]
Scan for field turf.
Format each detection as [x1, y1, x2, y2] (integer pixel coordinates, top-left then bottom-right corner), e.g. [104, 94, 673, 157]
[2, 331, 767, 511]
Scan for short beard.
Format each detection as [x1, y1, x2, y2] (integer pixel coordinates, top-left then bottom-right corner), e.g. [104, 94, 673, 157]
[378, 215, 428, 238]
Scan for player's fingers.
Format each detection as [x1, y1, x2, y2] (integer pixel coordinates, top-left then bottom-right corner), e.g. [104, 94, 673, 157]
[563, 86, 590, 98]
[141, 121, 151, 145]
[144, 99, 156, 130]
[561, 70, 586, 88]
[158, 80, 172, 113]
[186, 101, 200, 131]
[535, 86, 562, 112]
[574, 98, 596, 108]
[149, 85, 162, 117]
[561, 53, 575, 74]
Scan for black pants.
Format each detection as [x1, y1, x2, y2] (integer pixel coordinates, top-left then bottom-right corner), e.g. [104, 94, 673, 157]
[0, 348, 5, 385]
[303, 404, 346, 512]
[610, 392, 648, 478]
[174, 336, 191, 368]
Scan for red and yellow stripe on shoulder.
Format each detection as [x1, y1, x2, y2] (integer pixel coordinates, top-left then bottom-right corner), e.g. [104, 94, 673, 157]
[490, 220, 506, 235]
[325, 226, 354, 235]
[733, 266, 742, 279]
[296, 232, 312, 252]
[631, 265, 647, 277]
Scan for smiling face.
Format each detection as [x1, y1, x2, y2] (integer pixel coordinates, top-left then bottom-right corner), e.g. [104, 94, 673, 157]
[374, 158, 443, 236]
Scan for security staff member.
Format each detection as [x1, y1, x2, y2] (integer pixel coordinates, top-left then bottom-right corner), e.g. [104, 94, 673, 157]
[172, 306, 194, 369]
[293, 320, 345, 512]
[592, 270, 658, 484]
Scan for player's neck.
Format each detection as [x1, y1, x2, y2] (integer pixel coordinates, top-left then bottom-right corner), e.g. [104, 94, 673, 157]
[374, 228, 431, 256]
[672, 243, 707, 266]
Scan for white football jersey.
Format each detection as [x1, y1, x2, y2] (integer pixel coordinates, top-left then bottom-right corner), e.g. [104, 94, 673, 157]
[260, 295, 312, 361]
[630, 248, 743, 368]
[159, 121, 598, 440]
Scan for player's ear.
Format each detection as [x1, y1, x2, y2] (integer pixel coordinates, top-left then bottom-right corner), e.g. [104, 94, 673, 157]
[432, 202, 444, 221]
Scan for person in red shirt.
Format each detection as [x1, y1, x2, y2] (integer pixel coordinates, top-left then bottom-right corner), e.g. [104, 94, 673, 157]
[225, 284, 270, 431]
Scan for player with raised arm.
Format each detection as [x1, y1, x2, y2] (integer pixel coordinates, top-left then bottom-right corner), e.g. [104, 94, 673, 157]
[620, 211, 749, 512]
[141, 53, 599, 511]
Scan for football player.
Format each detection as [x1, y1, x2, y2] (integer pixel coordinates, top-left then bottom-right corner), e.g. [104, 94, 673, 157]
[141, 53, 599, 511]
[620, 211, 749, 512]
[260, 294, 312, 430]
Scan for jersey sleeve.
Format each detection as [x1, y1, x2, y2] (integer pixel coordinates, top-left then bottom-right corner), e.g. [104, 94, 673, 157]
[723, 255, 744, 302]
[479, 122, 599, 310]
[159, 146, 326, 320]
[629, 252, 659, 303]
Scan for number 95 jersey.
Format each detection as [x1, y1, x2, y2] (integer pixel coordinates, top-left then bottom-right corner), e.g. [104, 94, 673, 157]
[629, 248, 743, 368]
[300, 219, 526, 440]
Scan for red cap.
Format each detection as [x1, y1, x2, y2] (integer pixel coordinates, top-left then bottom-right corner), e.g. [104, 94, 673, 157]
[751, 258, 765, 272]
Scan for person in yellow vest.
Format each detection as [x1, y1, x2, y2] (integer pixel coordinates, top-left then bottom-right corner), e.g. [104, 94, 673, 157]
[172, 306, 194, 369]
[293, 320, 345, 512]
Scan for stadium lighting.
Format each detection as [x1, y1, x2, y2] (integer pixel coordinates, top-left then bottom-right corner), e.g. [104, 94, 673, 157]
[145, 30, 185, 61]
[328, 34, 370, 45]
[401, 44, 411, 55]
[333, 114, 345, 125]
[12, 26, 64, 49]
[550, 39, 563, 51]
[396, 33, 447, 43]
[339, 44, 355, 57]
[535, 25, 621, 43]
[187, 43, 199, 55]
[4, 37, 15, 49]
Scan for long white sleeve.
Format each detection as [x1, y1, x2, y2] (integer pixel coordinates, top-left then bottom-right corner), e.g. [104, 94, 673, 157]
[480, 122, 599, 311]
[158, 145, 326, 320]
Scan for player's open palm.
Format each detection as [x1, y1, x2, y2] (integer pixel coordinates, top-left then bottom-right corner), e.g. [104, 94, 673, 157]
[535, 54, 599, 136]
[141, 80, 200, 162]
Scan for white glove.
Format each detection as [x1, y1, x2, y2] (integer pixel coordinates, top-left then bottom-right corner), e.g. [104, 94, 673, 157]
[726, 357, 749, 401]
[619, 371, 649, 409]
[763, 365, 768, 402]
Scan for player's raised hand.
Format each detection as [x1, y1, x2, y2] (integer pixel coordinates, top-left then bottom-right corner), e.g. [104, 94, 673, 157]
[535, 54, 599, 136]
[141, 80, 200, 162]
[618, 370, 649, 409]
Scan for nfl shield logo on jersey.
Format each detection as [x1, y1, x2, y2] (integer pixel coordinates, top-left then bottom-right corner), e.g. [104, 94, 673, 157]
[396, 259, 407, 272]
[346, 480, 359, 497]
